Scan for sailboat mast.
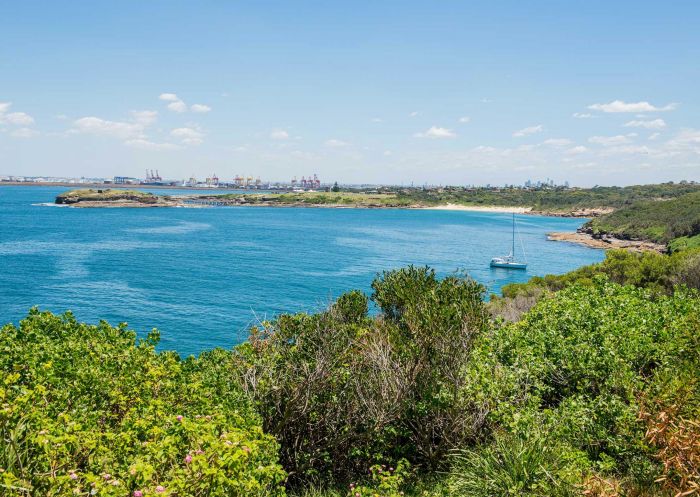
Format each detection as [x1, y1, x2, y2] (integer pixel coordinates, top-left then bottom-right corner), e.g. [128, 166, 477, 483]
[512, 213, 515, 256]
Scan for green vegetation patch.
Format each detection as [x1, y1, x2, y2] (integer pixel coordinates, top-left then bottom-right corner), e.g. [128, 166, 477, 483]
[586, 190, 700, 244]
[461, 279, 700, 495]
[217, 191, 416, 207]
[397, 182, 700, 211]
[0, 310, 286, 496]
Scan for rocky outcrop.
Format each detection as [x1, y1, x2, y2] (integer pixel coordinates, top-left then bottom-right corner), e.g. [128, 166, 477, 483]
[547, 231, 666, 253]
[55, 189, 176, 207]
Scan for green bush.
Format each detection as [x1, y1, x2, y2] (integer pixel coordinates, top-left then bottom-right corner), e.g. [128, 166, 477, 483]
[494, 248, 700, 315]
[236, 267, 489, 484]
[448, 430, 581, 497]
[0, 309, 286, 497]
[472, 278, 700, 489]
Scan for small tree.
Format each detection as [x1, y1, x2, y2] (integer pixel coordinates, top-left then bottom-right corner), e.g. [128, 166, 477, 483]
[331, 181, 340, 192]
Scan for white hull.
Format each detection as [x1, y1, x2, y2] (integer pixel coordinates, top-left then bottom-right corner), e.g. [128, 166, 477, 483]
[490, 260, 527, 269]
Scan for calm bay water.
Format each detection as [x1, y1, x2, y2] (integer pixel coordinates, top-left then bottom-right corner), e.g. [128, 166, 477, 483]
[0, 186, 604, 356]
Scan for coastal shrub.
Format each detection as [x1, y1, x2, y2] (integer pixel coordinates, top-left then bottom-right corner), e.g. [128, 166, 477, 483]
[236, 266, 489, 484]
[668, 233, 700, 252]
[345, 460, 411, 497]
[0, 309, 286, 497]
[640, 400, 700, 496]
[447, 429, 581, 497]
[472, 278, 700, 490]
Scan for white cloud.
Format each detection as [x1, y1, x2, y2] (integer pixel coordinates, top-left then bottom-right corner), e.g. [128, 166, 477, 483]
[572, 112, 594, 119]
[130, 110, 158, 126]
[648, 132, 661, 140]
[409, 111, 420, 117]
[125, 139, 179, 151]
[0, 103, 35, 127]
[458, 116, 471, 123]
[191, 104, 211, 113]
[588, 134, 632, 146]
[513, 125, 543, 137]
[371, 117, 383, 123]
[324, 138, 348, 147]
[543, 138, 572, 147]
[167, 101, 187, 113]
[665, 129, 700, 153]
[623, 118, 666, 129]
[170, 127, 204, 145]
[159, 93, 188, 113]
[10, 127, 39, 138]
[566, 145, 588, 155]
[383, 150, 392, 156]
[414, 126, 457, 139]
[3, 112, 34, 126]
[72, 116, 145, 139]
[270, 129, 290, 140]
[588, 100, 677, 113]
[71, 111, 163, 146]
[604, 145, 652, 155]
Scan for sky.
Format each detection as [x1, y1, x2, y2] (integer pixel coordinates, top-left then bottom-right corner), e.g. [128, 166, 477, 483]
[1, 1, 699, 186]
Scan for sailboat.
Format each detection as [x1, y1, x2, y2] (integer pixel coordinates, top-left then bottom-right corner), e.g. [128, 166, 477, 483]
[490, 213, 527, 269]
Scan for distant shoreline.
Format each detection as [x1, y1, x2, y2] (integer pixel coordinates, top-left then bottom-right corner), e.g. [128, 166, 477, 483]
[0, 181, 269, 192]
[44, 186, 607, 218]
[421, 203, 532, 214]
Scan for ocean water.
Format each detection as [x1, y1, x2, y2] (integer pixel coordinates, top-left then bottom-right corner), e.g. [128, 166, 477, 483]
[0, 186, 605, 356]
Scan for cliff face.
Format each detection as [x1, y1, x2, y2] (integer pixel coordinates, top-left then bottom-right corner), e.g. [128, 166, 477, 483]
[55, 189, 166, 206]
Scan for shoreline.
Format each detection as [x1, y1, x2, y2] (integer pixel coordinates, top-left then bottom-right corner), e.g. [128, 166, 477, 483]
[421, 203, 532, 214]
[547, 231, 666, 253]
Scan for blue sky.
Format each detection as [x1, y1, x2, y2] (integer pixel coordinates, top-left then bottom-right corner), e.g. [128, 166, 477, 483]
[1, 1, 699, 186]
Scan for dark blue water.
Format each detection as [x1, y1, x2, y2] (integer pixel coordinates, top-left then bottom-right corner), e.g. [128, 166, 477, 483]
[0, 186, 604, 356]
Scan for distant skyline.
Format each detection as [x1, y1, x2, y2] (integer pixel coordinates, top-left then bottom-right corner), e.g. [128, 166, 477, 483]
[1, 1, 699, 186]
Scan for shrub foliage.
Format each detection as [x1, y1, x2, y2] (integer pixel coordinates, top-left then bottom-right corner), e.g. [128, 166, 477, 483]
[0, 310, 286, 497]
[236, 266, 489, 484]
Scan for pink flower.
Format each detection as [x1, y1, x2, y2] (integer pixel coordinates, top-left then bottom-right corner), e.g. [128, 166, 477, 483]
[156, 485, 165, 493]
[69, 472, 78, 480]
[176, 415, 183, 422]
[242, 446, 251, 453]
[355, 493, 360, 497]
[133, 492, 143, 497]
[184, 454, 192, 464]
[195, 449, 204, 455]
[103, 474, 111, 480]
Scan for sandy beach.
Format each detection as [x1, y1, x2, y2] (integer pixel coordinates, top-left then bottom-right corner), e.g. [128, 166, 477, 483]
[423, 203, 533, 214]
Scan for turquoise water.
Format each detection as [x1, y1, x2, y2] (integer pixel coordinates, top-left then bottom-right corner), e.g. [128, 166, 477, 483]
[0, 186, 605, 356]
